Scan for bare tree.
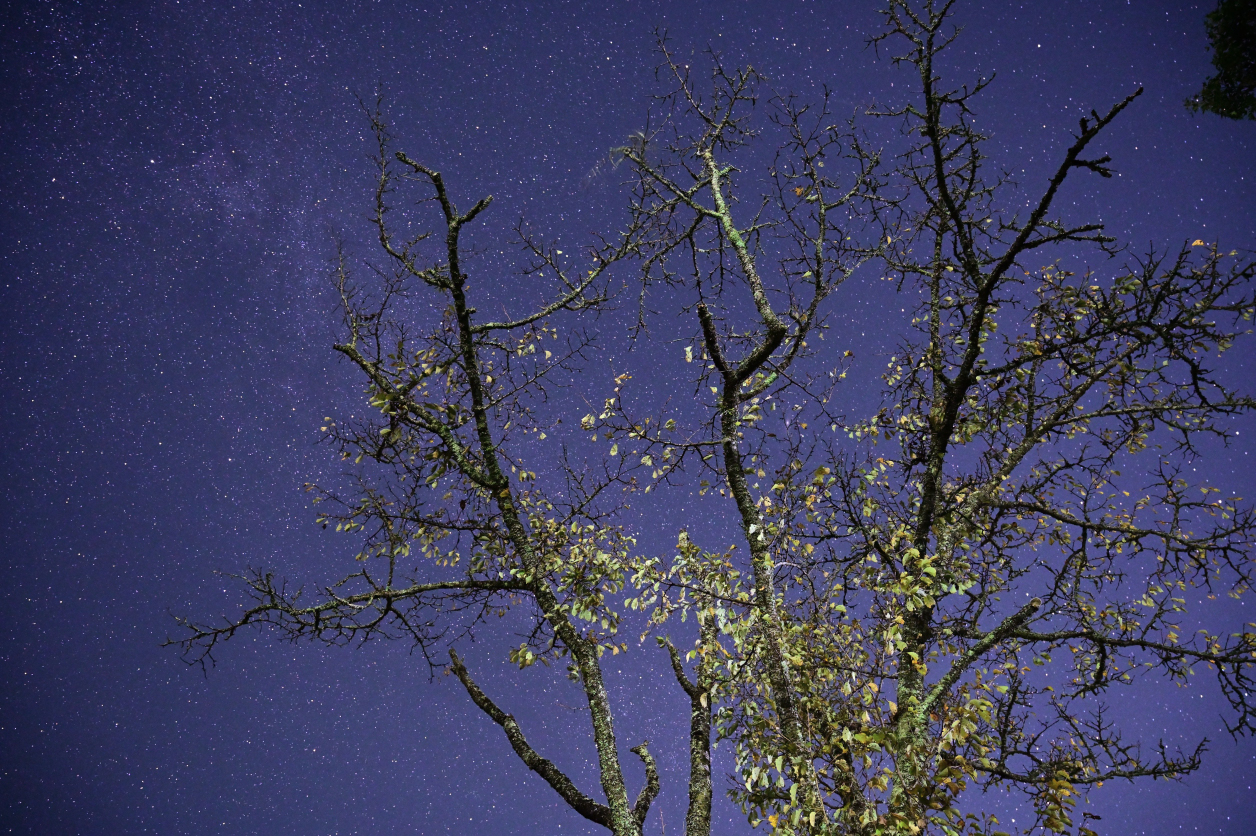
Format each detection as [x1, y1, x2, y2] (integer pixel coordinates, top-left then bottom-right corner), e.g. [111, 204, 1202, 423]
[173, 4, 1256, 836]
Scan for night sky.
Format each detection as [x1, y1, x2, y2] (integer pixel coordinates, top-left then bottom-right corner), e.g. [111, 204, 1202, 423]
[2, 1, 1254, 834]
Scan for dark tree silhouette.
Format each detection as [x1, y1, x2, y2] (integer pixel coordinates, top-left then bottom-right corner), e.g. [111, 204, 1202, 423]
[1187, 0, 1256, 119]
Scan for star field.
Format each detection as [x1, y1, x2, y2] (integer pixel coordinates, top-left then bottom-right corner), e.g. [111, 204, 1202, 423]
[1, 1, 1253, 834]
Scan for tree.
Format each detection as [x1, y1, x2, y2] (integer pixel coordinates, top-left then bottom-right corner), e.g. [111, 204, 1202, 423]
[1187, 0, 1256, 120]
[172, 3, 1256, 835]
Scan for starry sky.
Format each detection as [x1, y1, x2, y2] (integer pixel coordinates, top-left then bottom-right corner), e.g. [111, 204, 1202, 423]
[1, 1, 1254, 834]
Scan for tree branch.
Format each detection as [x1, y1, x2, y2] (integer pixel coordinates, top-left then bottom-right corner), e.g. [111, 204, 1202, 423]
[449, 650, 614, 829]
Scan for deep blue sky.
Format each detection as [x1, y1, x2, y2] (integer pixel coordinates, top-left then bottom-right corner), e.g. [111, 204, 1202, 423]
[1, 1, 1253, 834]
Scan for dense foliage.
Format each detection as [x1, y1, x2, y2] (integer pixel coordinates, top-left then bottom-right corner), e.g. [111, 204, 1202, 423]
[1187, 0, 1256, 120]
